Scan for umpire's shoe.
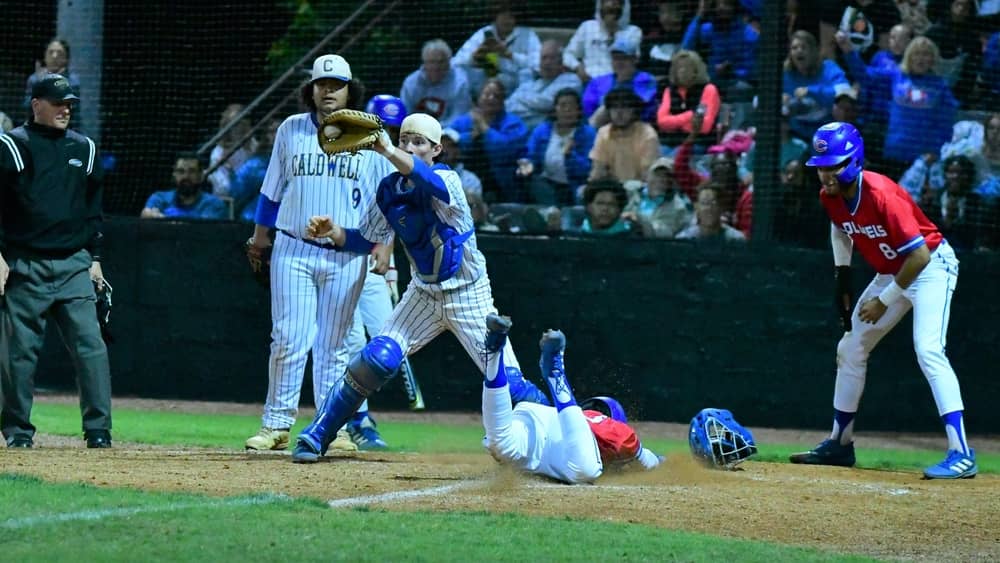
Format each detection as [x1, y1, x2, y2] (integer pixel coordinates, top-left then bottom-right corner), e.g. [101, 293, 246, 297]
[7, 436, 33, 448]
[789, 439, 855, 467]
[923, 449, 977, 479]
[85, 430, 113, 449]
[245, 427, 290, 451]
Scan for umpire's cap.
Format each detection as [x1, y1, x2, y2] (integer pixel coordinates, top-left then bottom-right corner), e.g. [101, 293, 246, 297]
[311, 54, 352, 83]
[32, 74, 79, 103]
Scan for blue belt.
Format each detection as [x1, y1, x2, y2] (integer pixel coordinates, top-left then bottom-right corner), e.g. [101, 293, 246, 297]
[278, 229, 336, 250]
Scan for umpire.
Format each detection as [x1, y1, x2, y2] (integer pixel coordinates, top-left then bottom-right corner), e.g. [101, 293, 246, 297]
[0, 74, 112, 449]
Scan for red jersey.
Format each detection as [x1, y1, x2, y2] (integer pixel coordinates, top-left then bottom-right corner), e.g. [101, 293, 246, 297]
[820, 171, 943, 275]
[584, 410, 640, 463]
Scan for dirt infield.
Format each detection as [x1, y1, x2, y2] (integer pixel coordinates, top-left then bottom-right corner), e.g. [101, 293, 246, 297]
[3, 396, 999, 561]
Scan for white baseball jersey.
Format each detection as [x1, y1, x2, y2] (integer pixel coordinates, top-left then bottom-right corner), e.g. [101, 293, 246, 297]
[258, 111, 394, 430]
[358, 164, 519, 375]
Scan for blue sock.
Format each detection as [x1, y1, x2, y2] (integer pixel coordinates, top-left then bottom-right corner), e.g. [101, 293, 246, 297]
[541, 346, 576, 411]
[351, 410, 368, 424]
[300, 379, 366, 452]
[942, 411, 970, 455]
[831, 410, 855, 445]
[485, 348, 508, 389]
[506, 367, 552, 406]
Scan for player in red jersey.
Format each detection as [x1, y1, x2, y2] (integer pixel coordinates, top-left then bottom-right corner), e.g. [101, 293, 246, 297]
[480, 314, 662, 484]
[790, 122, 976, 479]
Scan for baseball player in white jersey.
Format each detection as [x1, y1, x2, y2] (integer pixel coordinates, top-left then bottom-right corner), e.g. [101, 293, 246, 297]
[289, 112, 543, 462]
[480, 314, 662, 484]
[244, 54, 394, 452]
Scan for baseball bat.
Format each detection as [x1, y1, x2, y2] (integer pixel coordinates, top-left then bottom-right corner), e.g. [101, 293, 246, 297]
[387, 260, 425, 410]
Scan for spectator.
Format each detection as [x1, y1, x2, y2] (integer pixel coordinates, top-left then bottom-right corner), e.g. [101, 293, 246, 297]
[897, 0, 932, 35]
[898, 120, 998, 201]
[440, 127, 484, 196]
[24, 39, 81, 128]
[505, 40, 583, 129]
[466, 189, 502, 232]
[831, 83, 861, 128]
[583, 37, 658, 128]
[817, 0, 900, 61]
[141, 153, 227, 220]
[783, 30, 850, 142]
[452, 1, 541, 95]
[925, 0, 983, 106]
[207, 103, 258, 198]
[621, 156, 694, 238]
[517, 88, 596, 205]
[675, 182, 746, 242]
[230, 117, 282, 223]
[674, 121, 752, 236]
[644, 0, 687, 80]
[981, 31, 1000, 111]
[739, 118, 809, 188]
[563, 0, 644, 84]
[983, 112, 1000, 176]
[0, 111, 12, 133]
[840, 34, 958, 178]
[919, 154, 996, 251]
[681, 0, 759, 101]
[850, 23, 913, 157]
[579, 179, 636, 236]
[655, 49, 721, 148]
[587, 87, 660, 186]
[772, 159, 829, 248]
[449, 78, 529, 202]
[400, 39, 473, 125]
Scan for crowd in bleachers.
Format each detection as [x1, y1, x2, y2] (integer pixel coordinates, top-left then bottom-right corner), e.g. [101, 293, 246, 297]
[33, 0, 991, 250]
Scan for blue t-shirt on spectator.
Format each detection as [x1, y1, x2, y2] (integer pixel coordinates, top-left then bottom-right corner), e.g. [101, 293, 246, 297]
[581, 72, 658, 122]
[681, 16, 759, 83]
[231, 154, 267, 223]
[144, 190, 228, 220]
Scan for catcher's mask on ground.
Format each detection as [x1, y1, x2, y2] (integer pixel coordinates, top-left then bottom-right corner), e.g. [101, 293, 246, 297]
[579, 396, 627, 422]
[688, 408, 758, 470]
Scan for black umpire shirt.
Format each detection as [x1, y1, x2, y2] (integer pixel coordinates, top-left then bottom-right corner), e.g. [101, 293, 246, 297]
[0, 121, 104, 259]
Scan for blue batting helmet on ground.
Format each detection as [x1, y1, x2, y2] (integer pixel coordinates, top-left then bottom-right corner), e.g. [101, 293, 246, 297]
[580, 396, 627, 423]
[365, 95, 407, 127]
[805, 121, 864, 183]
[689, 408, 758, 469]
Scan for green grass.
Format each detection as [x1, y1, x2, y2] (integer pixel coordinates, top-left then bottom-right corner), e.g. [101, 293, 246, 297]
[0, 475, 877, 562]
[30, 402, 1000, 472]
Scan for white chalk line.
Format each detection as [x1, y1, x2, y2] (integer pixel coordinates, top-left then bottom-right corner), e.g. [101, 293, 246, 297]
[327, 481, 481, 508]
[0, 493, 292, 529]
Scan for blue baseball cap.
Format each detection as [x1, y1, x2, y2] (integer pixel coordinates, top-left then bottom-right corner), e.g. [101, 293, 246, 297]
[610, 37, 639, 58]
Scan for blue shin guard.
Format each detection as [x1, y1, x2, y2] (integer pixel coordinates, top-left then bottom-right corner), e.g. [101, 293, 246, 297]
[297, 336, 403, 455]
[506, 367, 552, 406]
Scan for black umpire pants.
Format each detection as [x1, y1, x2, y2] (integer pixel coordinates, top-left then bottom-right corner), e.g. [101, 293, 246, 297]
[1, 247, 112, 443]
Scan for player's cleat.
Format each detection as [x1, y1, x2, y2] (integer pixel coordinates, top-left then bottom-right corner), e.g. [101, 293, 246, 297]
[329, 429, 359, 452]
[7, 436, 33, 448]
[485, 313, 512, 353]
[347, 415, 389, 450]
[540, 329, 566, 357]
[245, 427, 290, 451]
[408, 394, 426, 411]
[291, 439, 321, 463]
[789, 439, 856, 467]
[923, 449, 977, 479]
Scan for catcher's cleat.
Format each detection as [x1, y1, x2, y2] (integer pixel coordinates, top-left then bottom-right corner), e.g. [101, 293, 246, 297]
[923, 449, 977, 480]
[347, 415, 389, 450]
[329, 429, 359, 452]
[789, 439, 856, 467]
[485, 313, 512, 354]
[245, 427, 290, 451]
[291, 439, 321, 464]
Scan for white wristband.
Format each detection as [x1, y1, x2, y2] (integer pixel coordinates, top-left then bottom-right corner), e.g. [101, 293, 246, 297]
[877, 281, 905, 307]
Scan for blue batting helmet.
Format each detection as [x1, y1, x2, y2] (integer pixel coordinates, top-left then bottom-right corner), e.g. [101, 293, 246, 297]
[688, 408, 758, 470]
[805, 121, 864, 184]
[580, 396, 627, 423]
[365, 95, 407, 127]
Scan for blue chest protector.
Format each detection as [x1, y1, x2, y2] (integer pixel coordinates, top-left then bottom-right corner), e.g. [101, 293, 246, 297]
[376, 161, 473, 284]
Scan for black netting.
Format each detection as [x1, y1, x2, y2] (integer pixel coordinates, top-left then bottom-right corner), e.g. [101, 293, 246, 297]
[2, 0, 998, 250]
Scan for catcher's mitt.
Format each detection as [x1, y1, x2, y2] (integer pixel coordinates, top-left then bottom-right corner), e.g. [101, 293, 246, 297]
[317, 109, 384, 155]
[245, 237, 272, 288]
